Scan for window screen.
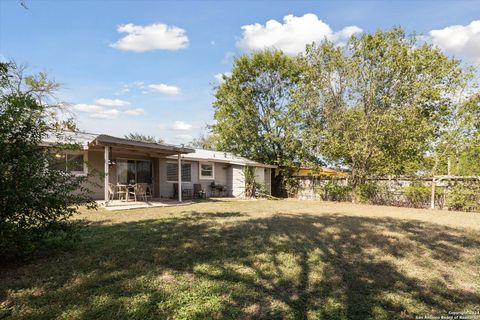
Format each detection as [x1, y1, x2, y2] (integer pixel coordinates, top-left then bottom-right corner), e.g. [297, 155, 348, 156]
[167, 162, 191, 182]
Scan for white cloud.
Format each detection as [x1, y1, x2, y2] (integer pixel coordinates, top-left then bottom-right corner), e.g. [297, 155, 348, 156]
[429, 20, 480, 63]
[89, 109, 120, 120]
[72, 101, 144, 120]
[237, 13, 362, 55]
[124, 108, 145, 116]
[148, 83, 180, 95]
[214, 72, 232, 83]
[72, 104, 104, 113]
[110, 23, 189, 52]
[171, 121, 193, 131]
[95, 98, 130, 107]
[114, 87, 130, 95]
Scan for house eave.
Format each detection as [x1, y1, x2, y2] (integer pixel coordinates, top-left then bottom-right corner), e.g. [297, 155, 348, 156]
[91, 134, 195, 156]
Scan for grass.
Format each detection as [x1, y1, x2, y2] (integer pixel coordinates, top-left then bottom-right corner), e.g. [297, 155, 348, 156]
[1, 199, 479, 320]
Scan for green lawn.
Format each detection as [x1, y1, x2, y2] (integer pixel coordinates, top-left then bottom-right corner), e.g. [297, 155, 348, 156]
[1, 200, 479, 320]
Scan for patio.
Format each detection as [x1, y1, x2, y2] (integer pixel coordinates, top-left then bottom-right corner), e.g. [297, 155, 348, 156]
[97, 198, 194, 211]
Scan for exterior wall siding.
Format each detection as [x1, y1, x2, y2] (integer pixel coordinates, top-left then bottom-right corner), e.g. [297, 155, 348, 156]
[84, 149, 271, 200]
[264, 168, 272, 195]
[231, 165, 245, 197]
[158, 159, 231, 198]
[87, 149, 163, 200]
[85, 150, 105, 199]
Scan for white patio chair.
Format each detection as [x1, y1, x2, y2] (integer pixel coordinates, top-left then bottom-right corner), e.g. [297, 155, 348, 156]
[107, 183, 116, 201]
[116, 183, 128, 201]
[128, 183, 150, 202]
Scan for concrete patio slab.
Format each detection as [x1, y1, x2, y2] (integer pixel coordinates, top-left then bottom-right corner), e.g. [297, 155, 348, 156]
[97, 198, 194, 211]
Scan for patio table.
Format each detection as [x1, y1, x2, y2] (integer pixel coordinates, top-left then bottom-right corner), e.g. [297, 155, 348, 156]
[117, 184, 135, 201]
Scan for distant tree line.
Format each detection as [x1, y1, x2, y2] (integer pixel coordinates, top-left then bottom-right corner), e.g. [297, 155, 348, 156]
[124, 132, 164, 144]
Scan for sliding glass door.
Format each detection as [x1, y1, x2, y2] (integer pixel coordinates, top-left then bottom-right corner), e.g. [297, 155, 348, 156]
[117, 159, 152, 185]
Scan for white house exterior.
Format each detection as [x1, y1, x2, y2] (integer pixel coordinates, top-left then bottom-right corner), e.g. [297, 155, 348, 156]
[44, 132, 276, 203]
[165, 148, 275, 198]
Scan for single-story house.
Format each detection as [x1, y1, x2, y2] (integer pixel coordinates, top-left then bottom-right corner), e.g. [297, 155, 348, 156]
[43, 132, 275, 205]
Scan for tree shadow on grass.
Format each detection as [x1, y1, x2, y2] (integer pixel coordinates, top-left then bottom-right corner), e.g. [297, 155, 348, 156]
[1, 212, 479, 319]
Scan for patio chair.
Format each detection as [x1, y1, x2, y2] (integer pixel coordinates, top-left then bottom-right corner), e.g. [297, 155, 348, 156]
[128, 183, 150, 202]
[146, 184, 154, 197]
[116, 183, 128, 201]
[107, 183, 116, 201]
[172, 183, 193, 200]
[193, 183, 206, 199]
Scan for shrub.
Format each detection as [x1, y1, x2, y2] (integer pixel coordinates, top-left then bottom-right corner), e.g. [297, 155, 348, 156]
[321, 180, 352, 201]
[243, 166, 256, 198]
[244, 166, 270, 198]
[356, 183, 380, 204]
[284, 177, 300, 198]
[402, 185, 432, 207]
[446, 181, 480, 212]
[0, 62, 96, 259]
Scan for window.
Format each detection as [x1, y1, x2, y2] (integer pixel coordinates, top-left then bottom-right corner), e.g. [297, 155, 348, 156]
[117, 159, 152, 184]
[199, 162, 214, 180]
[52, 152, 86, 175]
[167, 162, 191, 182]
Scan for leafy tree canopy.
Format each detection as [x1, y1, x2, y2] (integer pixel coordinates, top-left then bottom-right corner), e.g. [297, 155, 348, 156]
[212, 50, 308, 167]
[188, 130, 219, 150]
[124, 132, 164, 144]
[0, 61, 95, 257]
[301, 28, 474, 188]
[212, 28, 478, 196]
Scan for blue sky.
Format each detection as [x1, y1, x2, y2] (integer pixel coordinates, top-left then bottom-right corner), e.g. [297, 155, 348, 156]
[1, 0, 479, 144]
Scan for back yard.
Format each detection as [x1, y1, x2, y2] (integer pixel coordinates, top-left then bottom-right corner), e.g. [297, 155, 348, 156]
[1, 200, 479, 320]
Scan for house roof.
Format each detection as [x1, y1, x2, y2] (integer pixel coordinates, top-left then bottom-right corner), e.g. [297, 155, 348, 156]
[91, 134, 194, 154]
[167, 148, 277, 168]
[43, 131, 194, 155]
[43, 132, 274, 167]
[42, 131, 98, 149]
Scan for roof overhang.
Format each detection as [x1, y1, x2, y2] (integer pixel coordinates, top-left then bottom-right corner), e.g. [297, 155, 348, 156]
[166, 154, 277, 168]
[90, 134, 195, 156]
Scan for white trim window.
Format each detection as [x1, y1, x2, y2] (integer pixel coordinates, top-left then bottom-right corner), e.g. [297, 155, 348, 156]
[52, 151, 88, 176]
[199, 162, 215, 180]
[166, 162, 191, 183]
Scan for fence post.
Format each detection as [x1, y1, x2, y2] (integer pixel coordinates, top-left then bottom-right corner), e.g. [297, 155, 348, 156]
[430, 178, 436, 209]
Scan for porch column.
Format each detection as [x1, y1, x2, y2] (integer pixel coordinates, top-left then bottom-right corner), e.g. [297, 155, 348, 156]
[104, 146, 110, 206]
[430, 177, 436, 209]
[178, 153, 182, 202]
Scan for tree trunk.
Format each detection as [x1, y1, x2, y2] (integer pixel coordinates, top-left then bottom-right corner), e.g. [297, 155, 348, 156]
[350, 165, 366, 203]
[271, 169, 287, 198]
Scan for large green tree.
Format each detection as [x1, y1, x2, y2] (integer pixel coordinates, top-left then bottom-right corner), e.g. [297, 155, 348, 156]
[212, 51, 307, 195]
[301, 28, 470, 192]
[0, 62, 95, 257]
